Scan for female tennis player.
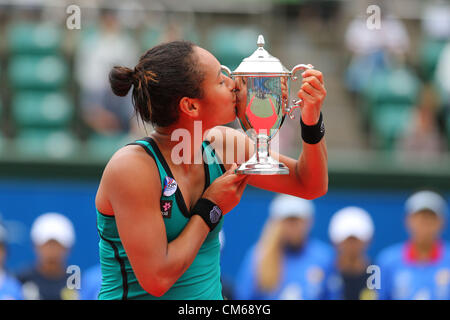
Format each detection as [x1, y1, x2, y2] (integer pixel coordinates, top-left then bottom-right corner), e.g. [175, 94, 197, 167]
[95, 40, 328, 300]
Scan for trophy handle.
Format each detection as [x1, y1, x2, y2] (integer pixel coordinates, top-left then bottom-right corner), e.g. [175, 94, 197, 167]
[287, 99, 303, 119]
[286, 64, 313, 119]
[290, 64, 314, 81]
[221, 65, 233, 78]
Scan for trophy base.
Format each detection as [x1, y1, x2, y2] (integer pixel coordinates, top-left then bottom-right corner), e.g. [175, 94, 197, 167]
[236, 157, 289, 175]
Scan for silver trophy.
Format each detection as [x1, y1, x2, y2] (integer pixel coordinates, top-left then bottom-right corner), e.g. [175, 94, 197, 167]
[221, 35, 313, 175]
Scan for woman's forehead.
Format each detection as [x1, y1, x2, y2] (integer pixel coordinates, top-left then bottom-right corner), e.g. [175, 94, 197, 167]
[195, 46, 221, 76]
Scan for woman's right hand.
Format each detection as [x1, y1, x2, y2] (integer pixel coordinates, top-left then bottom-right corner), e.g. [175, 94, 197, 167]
[202, 163, 250, 214]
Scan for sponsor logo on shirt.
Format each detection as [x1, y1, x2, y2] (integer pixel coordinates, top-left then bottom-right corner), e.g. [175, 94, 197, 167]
[163, 177, 177, 197]
[161, 200, 173, 219]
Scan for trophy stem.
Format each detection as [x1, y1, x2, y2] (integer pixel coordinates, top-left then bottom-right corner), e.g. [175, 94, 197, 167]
[236, 133, 289, 175]
[255, 134, 270, 163]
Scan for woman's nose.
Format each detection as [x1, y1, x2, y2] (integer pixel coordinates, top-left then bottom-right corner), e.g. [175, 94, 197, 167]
[226, 76, 235, 90]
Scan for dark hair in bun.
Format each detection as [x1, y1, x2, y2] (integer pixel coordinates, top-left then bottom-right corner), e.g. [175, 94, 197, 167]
[109, 40, 204, 127]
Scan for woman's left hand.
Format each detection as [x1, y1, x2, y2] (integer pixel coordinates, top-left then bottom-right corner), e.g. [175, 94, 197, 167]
[297, 68, 327, 126]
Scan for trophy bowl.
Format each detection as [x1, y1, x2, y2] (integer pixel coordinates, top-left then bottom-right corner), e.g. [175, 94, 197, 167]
[221, 35, 313, 175]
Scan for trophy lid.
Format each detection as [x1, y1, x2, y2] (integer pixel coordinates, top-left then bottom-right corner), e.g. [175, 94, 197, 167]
[232, 35, 290, 76]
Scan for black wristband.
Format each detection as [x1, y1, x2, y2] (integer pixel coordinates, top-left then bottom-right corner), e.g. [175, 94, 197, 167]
[191, 198, 223, 231]
[300, 112, 325, 144]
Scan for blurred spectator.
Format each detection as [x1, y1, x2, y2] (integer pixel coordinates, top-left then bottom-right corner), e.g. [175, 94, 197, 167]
[426, 2, 450, 151]
[0, 222, 23, 300]
[419, 1, 449, 85]
[396, 102, 447, 158]
[328, 206, 376, 300]
[17, 212, 78, 300]
[376, 190, 450, 300]
[218, 230, 235, 300]
[344, 6, 410, 96]
[422, 0, 450, 41]
[234, 195, 337, 300]
[79, 263, 101, 300]
[435, 43, 450, 108]
[75, 9, 139, 136]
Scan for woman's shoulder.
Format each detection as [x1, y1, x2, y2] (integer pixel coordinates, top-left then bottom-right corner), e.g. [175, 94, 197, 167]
[106, 144, 156, 173]
[99, 145, 160, 192]
[96, 143, 162, 214]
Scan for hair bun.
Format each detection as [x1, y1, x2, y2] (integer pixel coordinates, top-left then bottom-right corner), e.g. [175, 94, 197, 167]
[109, 66, 134, 97]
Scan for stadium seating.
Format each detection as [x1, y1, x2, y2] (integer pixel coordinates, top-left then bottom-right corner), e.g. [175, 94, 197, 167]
[13, 129, 80, 160]
[85, 133, 133, 161]
[419, 38, 447, 82]
[140, 25, 164, 51]
[447, 116, 450, 150]
[139, 23, 200, 51]
[0, 98, 3, 153]
[362, 67, 421, 150]
[8, 55, 69, 90]
[208, 26, 260, 71]
[7, 22, 63, 55]
[6, 20, 75, 160]
[0, 96, 3, 126]
[370, 103, 413, 150]
[11, 91, 74, 129]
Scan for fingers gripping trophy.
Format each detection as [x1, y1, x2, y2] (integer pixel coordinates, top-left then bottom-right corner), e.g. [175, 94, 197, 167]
[221, 35, 314, 175]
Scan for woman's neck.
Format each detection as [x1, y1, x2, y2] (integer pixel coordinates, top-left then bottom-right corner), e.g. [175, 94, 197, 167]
[152, 123, 210, 168]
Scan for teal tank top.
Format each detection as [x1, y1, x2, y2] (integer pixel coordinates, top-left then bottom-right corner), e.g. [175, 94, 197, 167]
[97, 137, 226, 300]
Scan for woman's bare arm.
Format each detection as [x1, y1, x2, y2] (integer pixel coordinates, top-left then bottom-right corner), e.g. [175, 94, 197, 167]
[207, 69, 328, 199]
[99, 147, 210, 297]
[208, 127, 327, 199]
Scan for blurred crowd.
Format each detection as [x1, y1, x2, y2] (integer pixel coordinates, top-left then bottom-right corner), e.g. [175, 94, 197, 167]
[343, 0, 450, 156]
[232, 190, 450, 300]
[1, 189, 449, 300]
[0, 4, 193, 160]
[0, 0, 448, 161]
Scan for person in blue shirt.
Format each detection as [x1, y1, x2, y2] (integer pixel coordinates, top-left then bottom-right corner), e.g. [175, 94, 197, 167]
[328, 206, 376, 300]
[17, 212, 79, 300]
[0, 221, 23, 300]
[234, 194, 337, 300]
[79, 263, 102, 300]
[376, 190, 450, 300]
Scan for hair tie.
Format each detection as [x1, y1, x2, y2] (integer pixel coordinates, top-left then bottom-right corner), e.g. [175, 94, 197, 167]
[132, 67, 142, 88]
[133, 66, 158, 88]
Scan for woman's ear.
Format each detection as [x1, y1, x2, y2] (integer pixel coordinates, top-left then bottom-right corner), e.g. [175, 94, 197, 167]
[179, 97, 201, 119]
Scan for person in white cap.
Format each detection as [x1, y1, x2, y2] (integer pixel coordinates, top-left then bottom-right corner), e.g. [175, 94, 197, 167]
[234, 194, 337, 300]
[328, 206, 375, 300]
[17, 212, 78, 300]
[376, 190, 450, 300]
